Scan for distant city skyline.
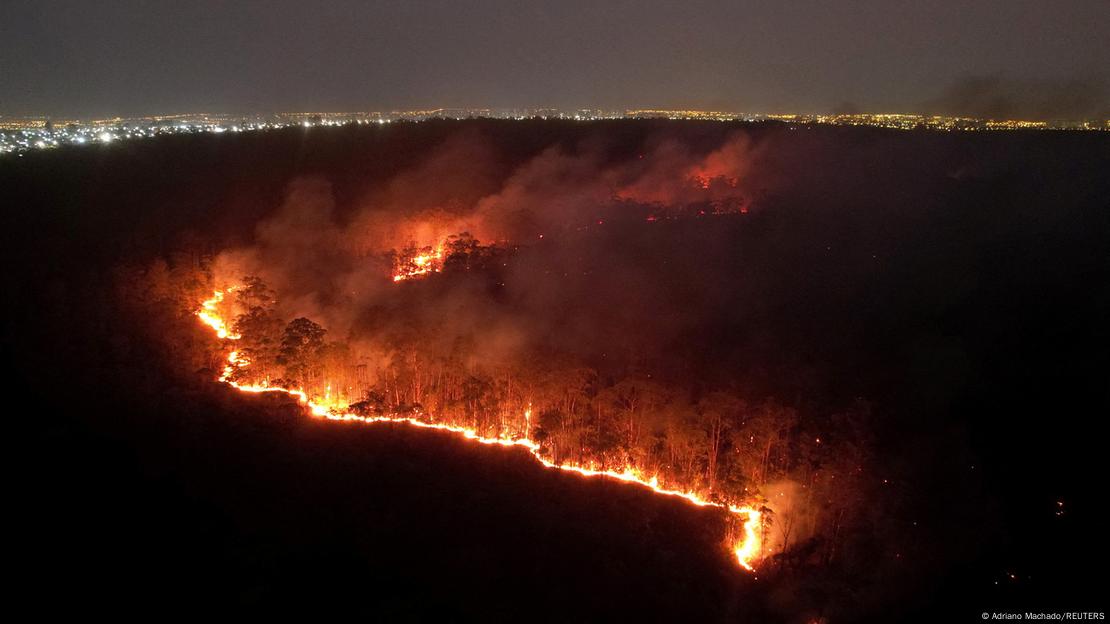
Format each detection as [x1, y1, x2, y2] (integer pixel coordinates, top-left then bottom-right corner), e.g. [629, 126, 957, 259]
[3, 1, 1107, 120]
[5, 108, 1105, 157]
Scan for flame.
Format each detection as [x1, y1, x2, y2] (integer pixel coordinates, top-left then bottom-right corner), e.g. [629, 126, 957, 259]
[196, 288, 762, 571]
[197, 289, 240, 339]
[690, 173, 739, 190]
[393, 244, 446, 282]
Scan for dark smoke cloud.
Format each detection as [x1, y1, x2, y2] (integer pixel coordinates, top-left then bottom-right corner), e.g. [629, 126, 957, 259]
[921, 74, 1109, 120]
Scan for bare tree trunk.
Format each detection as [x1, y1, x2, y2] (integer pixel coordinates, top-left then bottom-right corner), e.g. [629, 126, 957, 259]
[780, 512, 794, 555]
[707, 415, 722, 492]
[759, 437, 774, 487]
[411, 349, 421, 405]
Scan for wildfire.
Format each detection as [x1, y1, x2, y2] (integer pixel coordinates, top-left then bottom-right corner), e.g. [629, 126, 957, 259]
[197, 289, 240, 339]
[393, 244, 446, 282]
[195, 288, 762, 571]
[690, 173, 739, 190]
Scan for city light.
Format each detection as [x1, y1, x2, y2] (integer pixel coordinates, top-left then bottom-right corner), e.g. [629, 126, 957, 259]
[2, 109, 1106, 156]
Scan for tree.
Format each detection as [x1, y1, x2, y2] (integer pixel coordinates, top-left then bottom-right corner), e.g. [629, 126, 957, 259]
[442, 232, 481, 272]
[278, 317, 327, 388]
[235, 276, 275, 311]
[533, 408, 568, 462]
[230, 276, 283, 382]
[604, 377, 669, 453]
[697, 391, 744, 494]
[737, 399, 798, 488]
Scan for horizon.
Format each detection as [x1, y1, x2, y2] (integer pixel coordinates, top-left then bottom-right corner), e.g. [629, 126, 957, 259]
[4, 106, 1110, 123]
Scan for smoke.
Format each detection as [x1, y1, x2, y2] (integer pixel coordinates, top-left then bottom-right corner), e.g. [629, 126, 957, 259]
[333, 130, 763, 250]
[346, 129, 507, 252]
[615, 134, 758, 206]
[211, 129, 767, 368]
[760, 480, 819, 556]
[921, 74, 1109, 120]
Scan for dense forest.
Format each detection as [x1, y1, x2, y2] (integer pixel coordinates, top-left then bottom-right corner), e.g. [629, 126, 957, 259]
[9, 119, 1108, 621]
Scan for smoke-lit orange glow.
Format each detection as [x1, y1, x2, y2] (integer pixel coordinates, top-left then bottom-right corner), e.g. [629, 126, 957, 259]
[393, 244, 446, 282]
[690, 173, 739, 190]
[196, 287, 763, 571]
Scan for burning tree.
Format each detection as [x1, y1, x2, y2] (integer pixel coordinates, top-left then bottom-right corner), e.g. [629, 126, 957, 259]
[277, 317, 327, 388]
[229, 277, 282, 383]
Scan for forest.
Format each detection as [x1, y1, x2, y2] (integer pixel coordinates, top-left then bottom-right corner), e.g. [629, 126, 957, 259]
[127, 239, 879, 567]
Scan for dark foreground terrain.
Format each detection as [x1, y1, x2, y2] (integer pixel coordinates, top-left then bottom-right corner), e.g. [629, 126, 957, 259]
[6, 119, 1108, 621]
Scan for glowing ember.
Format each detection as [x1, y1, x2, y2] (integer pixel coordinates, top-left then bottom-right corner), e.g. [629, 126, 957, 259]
[196, 288, 762, 571]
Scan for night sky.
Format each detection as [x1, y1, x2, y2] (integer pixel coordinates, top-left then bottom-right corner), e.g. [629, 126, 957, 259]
[3, 0, 1107, 118]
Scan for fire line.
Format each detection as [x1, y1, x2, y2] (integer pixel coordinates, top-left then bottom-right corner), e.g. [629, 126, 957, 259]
[197, 288, 762, 571]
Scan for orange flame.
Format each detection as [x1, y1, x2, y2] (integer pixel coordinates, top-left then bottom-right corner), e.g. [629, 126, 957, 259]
[393, 244, 446, 282]
[196, 288, 762, 571]
[197, 289, 241, 339]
